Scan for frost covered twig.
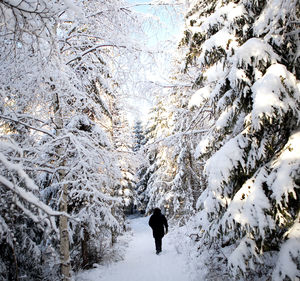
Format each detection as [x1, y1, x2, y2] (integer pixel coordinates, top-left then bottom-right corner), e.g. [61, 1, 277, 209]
[0, 115, 55, 137]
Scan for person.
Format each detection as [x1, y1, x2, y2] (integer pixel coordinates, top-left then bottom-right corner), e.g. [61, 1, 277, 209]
[148, 208, 168, 255]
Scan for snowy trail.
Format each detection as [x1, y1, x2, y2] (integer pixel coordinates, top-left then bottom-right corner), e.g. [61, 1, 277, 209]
[76, 216, 190, 281]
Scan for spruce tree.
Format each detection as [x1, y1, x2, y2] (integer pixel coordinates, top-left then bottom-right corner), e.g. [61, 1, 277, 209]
[133, 120, 146, 152]
[175, 0, 300, 279]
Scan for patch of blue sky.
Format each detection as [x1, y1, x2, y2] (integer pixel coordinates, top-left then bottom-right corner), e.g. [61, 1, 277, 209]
[127, 0, 183, 47]
[124, 1, 184, 124]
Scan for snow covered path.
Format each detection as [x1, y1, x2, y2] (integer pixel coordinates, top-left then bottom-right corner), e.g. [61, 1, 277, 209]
[76, 216, 190, 281]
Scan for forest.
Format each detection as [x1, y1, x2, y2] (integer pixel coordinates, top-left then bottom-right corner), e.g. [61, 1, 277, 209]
[0, 0, 299, 280]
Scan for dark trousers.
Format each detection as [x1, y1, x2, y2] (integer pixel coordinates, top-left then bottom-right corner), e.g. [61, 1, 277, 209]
[154, 237, 162, 252]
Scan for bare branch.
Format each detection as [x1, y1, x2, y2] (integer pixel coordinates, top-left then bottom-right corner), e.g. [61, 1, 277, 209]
[0, 115, 55, 138]
[1, 0, 51, 16]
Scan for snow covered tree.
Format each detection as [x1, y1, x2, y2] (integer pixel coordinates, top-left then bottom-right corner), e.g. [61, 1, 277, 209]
[137, 48, 210, 221]
[134, 106, 158, 213]
[108, 96, 138, 218]
[56, 0, 148, 225]
[42, 0, 147, 272]
[0, 1, 68, 279]
[132, 120, 148, 213]
[133, 120, 146, 152]
[0, 140, 61, 280]
[131, 120, 145, 210]
[151, 101, 207, 221]
[176, 0, 300, 279]
[0, 0, 152, 279]
[136, 95, 177, 216]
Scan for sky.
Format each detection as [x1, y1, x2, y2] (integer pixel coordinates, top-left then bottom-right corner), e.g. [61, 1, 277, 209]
[125, 0, 184, 125]
[128, 0, 183, 46]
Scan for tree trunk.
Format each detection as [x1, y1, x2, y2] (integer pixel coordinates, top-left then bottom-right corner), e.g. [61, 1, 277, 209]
[53, 93, 71, 280]
[59, 183, 71, 281]
[81, 226, 89, 269]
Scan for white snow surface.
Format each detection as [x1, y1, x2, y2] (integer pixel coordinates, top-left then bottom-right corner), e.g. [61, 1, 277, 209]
[76, 216, 190, 281]
[188, 85, 211, 108]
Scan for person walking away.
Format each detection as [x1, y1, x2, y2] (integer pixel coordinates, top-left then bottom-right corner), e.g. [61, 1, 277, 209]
[148, 208, 168, 255]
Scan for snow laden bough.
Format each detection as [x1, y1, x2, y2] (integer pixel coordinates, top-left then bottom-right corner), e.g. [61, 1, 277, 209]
[224, 130, 300, 280]
[190, 3, 300, 279]
[39, 113, 124, 268]
[0, 140, 61, 280]
[196, 45, 300, 279]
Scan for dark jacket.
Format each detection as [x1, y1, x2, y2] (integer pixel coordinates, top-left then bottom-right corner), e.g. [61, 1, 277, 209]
[149, 208, 168, 238]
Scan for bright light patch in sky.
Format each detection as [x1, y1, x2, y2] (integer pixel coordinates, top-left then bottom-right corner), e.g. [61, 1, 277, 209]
[128, 0, 183, 46]
[125, 0, 183, 125]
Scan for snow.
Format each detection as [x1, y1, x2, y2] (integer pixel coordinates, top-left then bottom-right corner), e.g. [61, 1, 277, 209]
[273, 216, 300, 281]
[254, 0, 297, 44]
[188, 85, 211, 108]
[228, 235, 261, 274]
[215, 102, 237, 130]
[268, 129, 300, 206]
[190, 3, 245, 34]
[252, 64, 300, 130]
[76, 216, 189, 281]
[233, 38, 279, 67]
[205, 62, 227, 83]
[62, 0, 82, 14]
[221, 168, 275, 238]
[198, 29, 235, 66]
[204, 134, 248, 197]
[194, 136, 212, 157]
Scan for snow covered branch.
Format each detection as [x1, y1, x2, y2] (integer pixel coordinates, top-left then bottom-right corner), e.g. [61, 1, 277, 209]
[0, 115, 55, 138]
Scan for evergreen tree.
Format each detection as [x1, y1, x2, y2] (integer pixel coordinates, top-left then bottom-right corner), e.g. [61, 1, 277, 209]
[0, 141, 60, 280]
[110, 101, 137, 217]
[134, 113, 157, 213]
[133, 120, 146, 152]
[138, 53, 210, 221]
[131, 120, 147, 213]
[137, 96, 176, 216]
[175, 0, 300, 279]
